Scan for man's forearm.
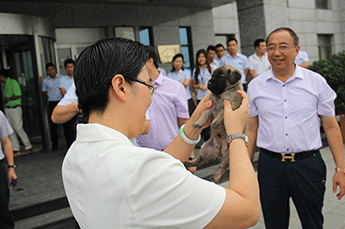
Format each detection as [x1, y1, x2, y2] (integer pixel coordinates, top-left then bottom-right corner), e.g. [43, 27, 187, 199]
[51, 102, 79, 124]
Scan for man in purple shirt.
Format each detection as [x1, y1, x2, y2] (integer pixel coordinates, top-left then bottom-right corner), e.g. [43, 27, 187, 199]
[136, 47, 190, 151]
[247, 27, 345, 229]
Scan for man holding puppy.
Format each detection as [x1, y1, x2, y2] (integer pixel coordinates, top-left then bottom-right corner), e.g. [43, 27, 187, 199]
[247, 27, 345, 228]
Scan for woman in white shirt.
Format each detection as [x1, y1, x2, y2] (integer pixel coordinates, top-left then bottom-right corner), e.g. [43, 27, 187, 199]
[62, 37, 259, 229]
[167, 53, 195, 116]
[191, 49, 214, 142]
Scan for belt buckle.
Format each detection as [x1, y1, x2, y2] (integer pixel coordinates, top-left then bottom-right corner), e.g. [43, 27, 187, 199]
[281, 153, 295, 162]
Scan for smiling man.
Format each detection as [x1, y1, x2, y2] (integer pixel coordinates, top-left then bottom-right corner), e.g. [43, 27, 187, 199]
[247, 27, 345, 229]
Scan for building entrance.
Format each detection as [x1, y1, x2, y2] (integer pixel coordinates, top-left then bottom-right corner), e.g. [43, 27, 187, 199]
[0, 35, 43, 144]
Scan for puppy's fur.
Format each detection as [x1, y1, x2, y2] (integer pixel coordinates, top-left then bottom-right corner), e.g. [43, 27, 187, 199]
[184, 65, 246, 183]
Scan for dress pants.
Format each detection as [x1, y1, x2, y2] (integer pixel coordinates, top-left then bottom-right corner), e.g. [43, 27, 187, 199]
[62, 115, 77, 148]
[258, 150, 326, 229]
[5, 107, 32, 151]
[49, 101, 60, 149]
[0, 162, 14, 229]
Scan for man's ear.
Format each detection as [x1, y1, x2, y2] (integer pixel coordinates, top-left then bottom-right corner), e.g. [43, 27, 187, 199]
[110, 74, 127, 102]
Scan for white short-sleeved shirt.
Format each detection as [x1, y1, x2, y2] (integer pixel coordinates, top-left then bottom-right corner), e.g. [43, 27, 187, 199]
[0, 111, 14, 159]
[42, 74, 64, 101]
[247, 65, 336, 153]
[167, 68, 192, 100]
[192, 66, 213, 100]
[58, 83, 77, 106]
[220, 53, 250, 84]
[248, 52, 271, 76]
[62, 123, 225, 228]
[59, 75, 74, 91]
[295, 51, 309, 65]
[157, 67, 166, 76]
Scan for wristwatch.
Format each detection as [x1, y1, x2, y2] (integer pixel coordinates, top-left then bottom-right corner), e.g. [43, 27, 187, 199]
[227, 134, 249, 147]
[335, 168, 345, 174]
[8, 165, 16, 169]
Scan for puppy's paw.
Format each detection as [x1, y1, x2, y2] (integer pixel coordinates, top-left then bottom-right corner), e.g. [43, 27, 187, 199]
[192, 123, 203, 129]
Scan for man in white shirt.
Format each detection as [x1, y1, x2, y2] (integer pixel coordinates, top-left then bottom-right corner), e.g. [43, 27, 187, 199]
[220, 38, 250, 91]
[207, 45, 220, 70]
[295, 49, 309, 68]
[248, 39, 271, 78]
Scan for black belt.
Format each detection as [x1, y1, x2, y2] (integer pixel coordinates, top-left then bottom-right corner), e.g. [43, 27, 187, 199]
[261, 148, 318, 162]
[6, 106, 20, 108]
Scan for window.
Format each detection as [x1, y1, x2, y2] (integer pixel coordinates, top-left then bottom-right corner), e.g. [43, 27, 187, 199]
[315, 0, 329, 9]
[317, 34, 333, 60]
[139, 27, 154, 46]
[179, 27, 193, 69]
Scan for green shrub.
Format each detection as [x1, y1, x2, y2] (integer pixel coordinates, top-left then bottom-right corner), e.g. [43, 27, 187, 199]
[309, 50, 345, 113]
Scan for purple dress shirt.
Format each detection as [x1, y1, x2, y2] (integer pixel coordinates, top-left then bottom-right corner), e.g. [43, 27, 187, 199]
[136, 73, 190, 150]
[247, 65, 336, 153]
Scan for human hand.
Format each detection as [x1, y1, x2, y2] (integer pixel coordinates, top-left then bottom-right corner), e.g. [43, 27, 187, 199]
[223, 90, 249, 135]
[8, 169, 17, 187]
[201, 85, 208, 91]
[189, 92, 213, 129]
[333, 171, 345, 200]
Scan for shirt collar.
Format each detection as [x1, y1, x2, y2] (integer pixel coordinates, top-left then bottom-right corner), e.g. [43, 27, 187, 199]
[266, 64, 303, 83]
[152, 72, 164, 86]
[76, 123, 133, 146]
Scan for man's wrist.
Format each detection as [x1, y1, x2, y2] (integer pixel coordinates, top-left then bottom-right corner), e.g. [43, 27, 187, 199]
[335, 168, 345, 174]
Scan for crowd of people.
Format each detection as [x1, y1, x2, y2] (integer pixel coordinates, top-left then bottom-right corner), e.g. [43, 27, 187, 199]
[0, 27, 344, 229]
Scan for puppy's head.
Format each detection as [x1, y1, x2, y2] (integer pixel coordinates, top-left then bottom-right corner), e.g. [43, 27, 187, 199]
[207, 65, 241, 96]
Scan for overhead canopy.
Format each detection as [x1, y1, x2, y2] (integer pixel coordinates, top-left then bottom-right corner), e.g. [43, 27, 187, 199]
[7, 0, 236, 8]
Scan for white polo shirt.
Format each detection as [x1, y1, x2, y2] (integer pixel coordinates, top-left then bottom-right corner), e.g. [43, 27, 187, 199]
[62, 123, 225, 228]
[248, 52, 271, 76]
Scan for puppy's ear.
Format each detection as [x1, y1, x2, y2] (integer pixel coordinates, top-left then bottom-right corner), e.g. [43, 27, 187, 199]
[229, 70, 241, 84]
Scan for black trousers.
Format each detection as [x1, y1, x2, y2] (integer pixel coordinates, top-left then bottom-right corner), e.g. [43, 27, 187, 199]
[0, 162, 14, 229]
[62, 115, 77, 148]
[258, 150, 326, 229]
[48, 101, 60, 149]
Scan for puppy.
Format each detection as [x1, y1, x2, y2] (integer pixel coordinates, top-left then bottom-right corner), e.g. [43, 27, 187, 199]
[184, 65, 246, 183]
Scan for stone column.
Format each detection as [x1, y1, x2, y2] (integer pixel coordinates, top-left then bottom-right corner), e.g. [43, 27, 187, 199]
[236, 0, 289, 56]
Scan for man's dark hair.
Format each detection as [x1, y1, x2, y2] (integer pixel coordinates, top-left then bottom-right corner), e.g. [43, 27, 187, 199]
[146, 46, 159, 69]
[207, 45, 216, 52]
[171, 53, 184, 72]
[0, 69, 10, 78]
[266, 27, 299, 46]
[215, 43, 225, 49]
[74, 37, 149, 116]
[64, 59, 75, 68]
[254, 39, 265, 49]
[227, 37, 238, 45]
[46, 63, 56, 69]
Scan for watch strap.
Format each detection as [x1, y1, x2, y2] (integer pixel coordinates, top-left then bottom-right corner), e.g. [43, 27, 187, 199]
[227, 134, 248, 147]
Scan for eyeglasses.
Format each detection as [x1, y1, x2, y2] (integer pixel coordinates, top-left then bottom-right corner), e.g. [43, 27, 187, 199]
[132, 78, 157, 95]
[267, 45, 296, 53]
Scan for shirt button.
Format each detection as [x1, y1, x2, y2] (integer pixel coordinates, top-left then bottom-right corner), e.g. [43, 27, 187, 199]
[286, 133, 288, 136]
[284, 100, 287, 102]
[283, 85, 285, 87]
[285, 116, 287, 119]
[287, 149, 289, 151]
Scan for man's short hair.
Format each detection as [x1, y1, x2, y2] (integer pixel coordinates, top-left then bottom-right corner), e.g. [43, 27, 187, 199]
[74, 37, 149, 116]
[146, 46, 159, 69]
[0, 69, 10, 78]
[215, 43, 225, 49]
[46, 63, 56, 69]
[207, 45, 216, 52]
[64, 59, 75, 68]
[226, 37, 238, 45]
[254, 39, 265, 48]
[266, 27, 299, 46]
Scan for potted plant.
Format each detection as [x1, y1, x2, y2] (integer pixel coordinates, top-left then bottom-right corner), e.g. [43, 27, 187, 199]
[309, 50, 345, 141]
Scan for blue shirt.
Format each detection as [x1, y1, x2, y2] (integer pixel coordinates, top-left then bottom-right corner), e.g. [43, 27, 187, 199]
[59, 75, 74, 92]
[295, 51, 309, 65]
[193, 66, 213, 101]
[220, 53, 250, 84]
[248, 65, 336, 153]
[167, 69, 192, 100]
[42, 74, 64, 101]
